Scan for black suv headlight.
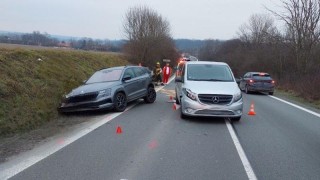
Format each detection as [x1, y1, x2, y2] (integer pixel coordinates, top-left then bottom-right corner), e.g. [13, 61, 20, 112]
[99, 88, 111, 97]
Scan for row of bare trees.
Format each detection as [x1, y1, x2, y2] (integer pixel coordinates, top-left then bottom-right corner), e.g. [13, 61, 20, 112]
[199, 0, 320, 100]
[122, 6, 179, 68]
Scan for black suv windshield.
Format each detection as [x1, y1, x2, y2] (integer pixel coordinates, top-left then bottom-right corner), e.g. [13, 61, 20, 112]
[86, 69, 123, 83]
[187, 64, 234, 82]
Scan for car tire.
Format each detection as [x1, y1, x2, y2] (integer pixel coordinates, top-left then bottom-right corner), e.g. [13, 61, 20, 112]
[180, 111, 187, 119]
[231, 116, 241, 122]
[269, 92, 274, 95]
[113, 92, 127, 112]
[144, 86, 156, 103]
[180, 102, 187, 119]
[245, 85, 250, 94]
[175, 93, 180, 105]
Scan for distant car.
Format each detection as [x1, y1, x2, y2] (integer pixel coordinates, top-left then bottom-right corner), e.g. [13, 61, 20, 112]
[58, 66, 156, 113]
[175, 61, 243, 121]
[239, 72, 275, 95]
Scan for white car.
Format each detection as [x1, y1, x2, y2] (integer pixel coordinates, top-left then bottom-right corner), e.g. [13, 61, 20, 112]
[175, 61, 243, 121]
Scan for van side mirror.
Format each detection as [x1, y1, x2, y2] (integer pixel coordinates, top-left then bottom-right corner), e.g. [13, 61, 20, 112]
[235, 78, 241, 84]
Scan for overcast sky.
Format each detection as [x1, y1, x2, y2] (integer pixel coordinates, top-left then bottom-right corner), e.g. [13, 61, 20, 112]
[0, 0, 278, 40]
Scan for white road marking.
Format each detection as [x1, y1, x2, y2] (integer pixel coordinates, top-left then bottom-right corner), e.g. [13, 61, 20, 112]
[0, 77, 175, 180]
[225, 119, 258, 180]
[269, 95, 320, 118]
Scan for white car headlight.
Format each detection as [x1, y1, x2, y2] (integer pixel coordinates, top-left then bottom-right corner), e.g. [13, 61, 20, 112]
[183, 88, 197, 101]
[99, 88, 111, 97]
[233, 92, 242, 102]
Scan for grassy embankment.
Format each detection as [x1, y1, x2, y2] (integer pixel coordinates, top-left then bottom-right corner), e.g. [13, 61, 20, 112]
[0, 47, 128, 136]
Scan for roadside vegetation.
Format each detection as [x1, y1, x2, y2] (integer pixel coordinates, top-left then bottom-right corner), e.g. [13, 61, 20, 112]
[122, 5, 179, 68]
[198, 0, 320, 104]
[0, 47, 128, 136]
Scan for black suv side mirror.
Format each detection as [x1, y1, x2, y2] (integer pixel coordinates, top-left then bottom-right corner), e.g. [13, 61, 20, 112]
[122, 75, 131, 81]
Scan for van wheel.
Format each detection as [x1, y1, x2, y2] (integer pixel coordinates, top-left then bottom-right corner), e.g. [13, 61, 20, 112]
[175, 94, 180, 105]
[114, 92, 127, 112]
[180, 103, 187, 119]
[231, 116, 241, 121]
[180, 111, 187, 119]
[269, 92, 274, 95]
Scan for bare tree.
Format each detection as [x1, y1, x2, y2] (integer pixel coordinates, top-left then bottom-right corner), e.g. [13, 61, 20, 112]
[238, 14, 278, 45]
[123, 6, 178, 67]
[267, 0, 320, 72]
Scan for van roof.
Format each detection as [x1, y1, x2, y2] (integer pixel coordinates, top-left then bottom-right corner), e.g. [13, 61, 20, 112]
[185, 61, 228, 66]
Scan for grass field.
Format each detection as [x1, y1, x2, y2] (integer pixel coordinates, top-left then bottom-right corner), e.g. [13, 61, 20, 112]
[0, 44, 128, 136]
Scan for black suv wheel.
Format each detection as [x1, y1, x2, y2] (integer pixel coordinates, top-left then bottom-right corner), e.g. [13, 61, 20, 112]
[144, 86, 156, 103]
[114, 92, 127, 112]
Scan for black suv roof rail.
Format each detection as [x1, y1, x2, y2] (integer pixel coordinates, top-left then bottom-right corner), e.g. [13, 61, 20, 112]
[99, 67, 109, 70]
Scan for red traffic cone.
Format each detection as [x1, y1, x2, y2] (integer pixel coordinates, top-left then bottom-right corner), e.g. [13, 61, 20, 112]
[173, 103, 177, 110]
[116, 126, 122, 134]
[248, 103, 256, 115]
[169, 96, 173, 100]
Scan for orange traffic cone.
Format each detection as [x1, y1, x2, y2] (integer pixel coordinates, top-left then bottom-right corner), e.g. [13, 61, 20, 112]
[248, 102, 256, 115]
[173, 103, 177, 110]
[116, 126, 122, 134]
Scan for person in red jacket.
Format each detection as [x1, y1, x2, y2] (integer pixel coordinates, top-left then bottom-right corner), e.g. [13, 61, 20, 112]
[162, 63, 171, 84]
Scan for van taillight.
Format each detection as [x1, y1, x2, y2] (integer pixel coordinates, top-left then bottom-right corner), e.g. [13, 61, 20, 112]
[271, 80, 275, 84]
[249, 79, 254, 83]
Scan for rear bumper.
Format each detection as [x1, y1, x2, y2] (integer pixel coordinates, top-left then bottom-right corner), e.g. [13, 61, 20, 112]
[248, 85, 274, 92]
[58, 98, 113, 112]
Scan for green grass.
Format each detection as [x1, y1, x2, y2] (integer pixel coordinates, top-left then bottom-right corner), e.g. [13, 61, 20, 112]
[0, 47, 128, 136]
[275, 88, 320, 111]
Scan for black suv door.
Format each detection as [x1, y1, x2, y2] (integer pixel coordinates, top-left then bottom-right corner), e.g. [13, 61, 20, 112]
[133, 67, 148, 97]
[122, 68, 140, 101]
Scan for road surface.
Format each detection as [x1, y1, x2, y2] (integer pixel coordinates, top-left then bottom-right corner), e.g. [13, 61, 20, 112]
[2, 80, 320, 180]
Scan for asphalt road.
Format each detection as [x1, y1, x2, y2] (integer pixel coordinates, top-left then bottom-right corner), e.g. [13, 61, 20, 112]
[6, 81, 320, 180]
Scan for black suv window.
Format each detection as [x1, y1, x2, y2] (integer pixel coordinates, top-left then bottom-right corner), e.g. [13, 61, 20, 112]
[133, 67, 145, 77]
[86, 69, 123, 83]
[123, 68, 136, 78]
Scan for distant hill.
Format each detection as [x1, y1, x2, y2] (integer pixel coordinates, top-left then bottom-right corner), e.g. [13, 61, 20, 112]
[174, 39, 205, 51]
[0, 30, 222, 53]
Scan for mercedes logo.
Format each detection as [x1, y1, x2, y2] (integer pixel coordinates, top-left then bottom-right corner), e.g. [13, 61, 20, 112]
[212, 96, 219, 103]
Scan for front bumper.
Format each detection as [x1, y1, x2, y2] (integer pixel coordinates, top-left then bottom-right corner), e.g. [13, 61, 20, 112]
[58, 98, 113, 112]
[181, 95, 243, 117]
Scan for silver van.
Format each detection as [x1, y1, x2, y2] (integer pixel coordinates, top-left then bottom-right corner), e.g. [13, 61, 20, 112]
[175, 61, 243, 121]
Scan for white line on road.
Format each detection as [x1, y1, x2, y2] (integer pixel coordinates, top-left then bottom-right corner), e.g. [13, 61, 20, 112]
[225, 119, 258, 180]
[0, 77, 175, 180]
[269, 95, 320, 118]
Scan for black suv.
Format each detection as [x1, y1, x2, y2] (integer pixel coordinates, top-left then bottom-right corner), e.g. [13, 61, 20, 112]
[58, 66, 156, 112]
